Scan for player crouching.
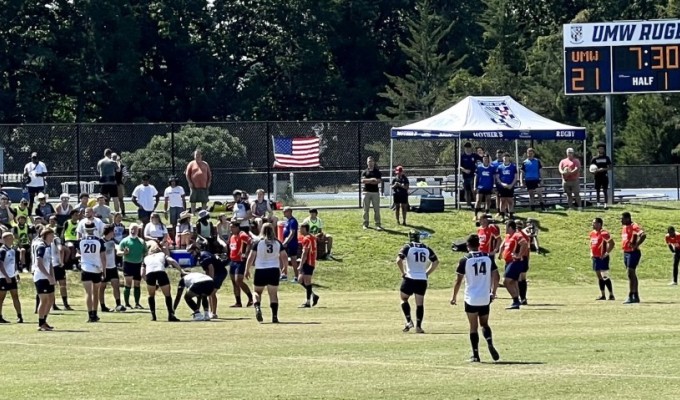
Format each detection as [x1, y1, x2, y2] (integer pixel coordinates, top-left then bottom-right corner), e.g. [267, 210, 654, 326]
[178, 271, 214, 321]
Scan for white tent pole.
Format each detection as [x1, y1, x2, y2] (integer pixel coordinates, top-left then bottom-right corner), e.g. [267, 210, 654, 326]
[583, 139, 587, 209]
[457, 137, 462, 210]
[389, 139, 394, 206]
[514, 139, 519, 167]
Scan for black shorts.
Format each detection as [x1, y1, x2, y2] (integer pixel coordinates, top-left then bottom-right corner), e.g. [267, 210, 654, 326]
[477, 188, 493, 196]
[137, 209, 152, 221]
[239, 226, 250, 233]
[213, 268, 228, 290]
[525, 180, 541, 190]
[498, 187, 515, 198]
[35, 279, 55, 294]
[145, 271, 170, 287]
[188, 280, 215, 297]
[229, 261, 246, 276]
[521, 259, 530, 273]
[100, 184, 118, 199]
[286, 244, 299, 258]
[463, 176, 474, 192]
[400, 277, 427, 296]
[253, 268, 280, 287]
[81, 271, 102, 284]
[103, 268, 119, 282]
[28, 186, 45, 196]
[301, 264, 315, 276]
[465, 302, 490, 316]
[0, 277, 18, 291]
[54, 266, 66, 281]
[595, 175, 609, 190]
[393, 193, 408, 205]
[123, 262, 142, 281]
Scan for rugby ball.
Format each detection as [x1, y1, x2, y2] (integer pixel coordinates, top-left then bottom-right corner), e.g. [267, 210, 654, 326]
[589, 164, 598, 173]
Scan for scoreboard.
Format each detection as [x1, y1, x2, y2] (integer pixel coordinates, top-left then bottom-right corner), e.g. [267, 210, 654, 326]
[564, 21, 680, 95]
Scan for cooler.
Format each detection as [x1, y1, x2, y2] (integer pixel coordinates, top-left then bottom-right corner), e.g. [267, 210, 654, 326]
[419, 195, 445, 213]
[277, 221, 286, 241]
[170, 250, 195, 268]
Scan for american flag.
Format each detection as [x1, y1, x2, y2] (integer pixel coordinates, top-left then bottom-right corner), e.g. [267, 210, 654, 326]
[273, 137, 320, 168]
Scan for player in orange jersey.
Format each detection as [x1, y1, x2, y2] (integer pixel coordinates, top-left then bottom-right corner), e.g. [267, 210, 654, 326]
[621, 212, 646, 304]
[477, 215, 500, 255]
[514, 220, 531, 305]
[228, 221, 254, 307]
[590, 217, 615, 300]
[298, 223, 320, 308]
[499, 221, 527, 309]
[665, 226, 680, 286]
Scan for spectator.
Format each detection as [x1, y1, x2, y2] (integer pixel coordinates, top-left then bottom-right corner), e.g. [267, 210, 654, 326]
[559, 148, 582, 210]
[520, 148, 546, 212]
[131, 174, 159, 225]
[76, 207, 105, 239]
[495, 153, 518, 221]
[361, 156, 382, 231]
[14, 215, 35, 272]
[62, 209, 81, 269]
[55, 193, 73, 227]
[112, 153, 129, 217]
[250, 189, 277, 233]
[391, 165, 409, 226]
[13, 198, 30, 224]
[231, 190, 252, 233]
[216, 213, 230, 244]
[34, 193, 56, 220]
[175, 211, 193, 249]
[0, 196, 14, 230]
[92, 194, 112, 224]
[76, 194, 90, 212]
[163, 176, 186, 239]
[473, 153, 495, 220]
[97, 149, 120, 204]
[194, 210, 217, 253]
[460, 142, 481, 209]
[23, 152, 48, 215]
[590, 143, 612, 208]
[491, 149, 504, 217]
[112, 212, 127, 244]
[476, 146, 485, 159]
[302, 209, 333, 259]
[185, 149, 212, 213]
[144, 212, 171, 255]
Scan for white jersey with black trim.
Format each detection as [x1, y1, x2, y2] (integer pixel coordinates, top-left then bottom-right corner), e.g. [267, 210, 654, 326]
[104, 240, 117, 269]
[252, 239, 283, 269]
[457, 251, 497, 306]
[144, 252, 167, 274]
[51, 237, 62, 267]
[0, 245, 17, 278]
[183, 272, 212, 288]
[398, 242, 438, 281]
[32, 240, 52, 281]
[79, 236, 106, 273]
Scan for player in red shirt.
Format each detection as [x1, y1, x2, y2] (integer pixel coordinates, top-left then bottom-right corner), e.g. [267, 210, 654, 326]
[477, 214, 500, 255]
[665, 226, 680, 285]
[621, 212, 646, 304]
[228, 221, 254, 307]
[590, 217, 615, 300]
[515, 220, 532, 305]
[298, 223, 320, 308]
[499, 221, 527, 309]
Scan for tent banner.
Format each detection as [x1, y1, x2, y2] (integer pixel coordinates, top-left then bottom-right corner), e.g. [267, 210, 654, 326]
[391, 128, 586, 141]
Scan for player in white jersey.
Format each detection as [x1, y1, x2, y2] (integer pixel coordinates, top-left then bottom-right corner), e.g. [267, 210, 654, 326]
[178, 271, 215, 321]
[451, 234, 500, 362]
[33, 228, 56, 331]
[0, 232, 22, 323]
[245, 223, 287, 323]
[76, 208, 105, 239]
[79, 222, 107, 323]
[50, 225, 73, 311]
[396, 231, 439, 334]
[142, 242, 181, 322]
[99, 225, 125, 313]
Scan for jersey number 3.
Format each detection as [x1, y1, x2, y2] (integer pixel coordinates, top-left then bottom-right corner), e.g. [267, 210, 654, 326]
[472, 261, 487, 276]
[266, 243, 273, 254]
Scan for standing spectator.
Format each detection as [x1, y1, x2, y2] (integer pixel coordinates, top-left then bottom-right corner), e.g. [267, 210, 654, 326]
[163, 176, 186, 240]
[495, 153, 518, 221]
[131, 175, 159, 225]
[23, 152, 48, 215]
[92, 195, 112, 224]
[589, 144, 612, 208]
[97, 149, 120, 204]
[34, 193, 56, 220]
[520, 148, 546, 212]
[460, 143, 481, 209]
[391, 166, 409, 226]
[231, 190, 252, 233]
[361, 156, 382, 231]
[280, 207, 298, 281]
[185, 149, 211, 213]
[112, 153, 129, 217]
[473, 154, 495, 220]
[476, 147, 485, 159]
[559, 148, 582, 210]
[250, 189, 277, 233]
[491, 150, 504, 218]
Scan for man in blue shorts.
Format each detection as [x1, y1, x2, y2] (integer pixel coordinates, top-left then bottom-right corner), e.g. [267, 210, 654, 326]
[499, 220, 527, 309]
[281, 207, 298, 282]
[520, 148, 546, 212]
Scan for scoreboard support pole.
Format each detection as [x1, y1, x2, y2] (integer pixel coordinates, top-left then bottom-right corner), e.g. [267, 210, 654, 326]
[605, 95, 614, 205]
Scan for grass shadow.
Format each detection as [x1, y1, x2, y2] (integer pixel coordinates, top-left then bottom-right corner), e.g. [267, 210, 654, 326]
[524, 308, 559, 311]
[97, 321, 133, 324]
[377, 228, 407, 236]
[270, 321, 321, 325]
[485, 361, 545, 365]
[641, 301, 678, 305]
[215, 317, 250, 321]
[406, 225, 436, 234]
[424, 332, 466, 336]
[312, 283, 330, 289]
[47, 330, 89, 333]
[526, 304, 566, 307]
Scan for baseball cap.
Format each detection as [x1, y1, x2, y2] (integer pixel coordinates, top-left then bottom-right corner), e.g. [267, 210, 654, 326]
[283, 206, 292, 212]
[96, 194, 105, 199]
[566, 148, 575, 153]
[60, 193, 70, 200]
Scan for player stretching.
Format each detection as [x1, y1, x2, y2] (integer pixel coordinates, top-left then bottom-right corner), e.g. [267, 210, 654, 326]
[397, 231, 439, 333]
[590, 218, 615, 300]
[451, 234, 500, 362]
[499, 221, 527, 309]
[665, 226, 680, 286]
[621, 212, 645, 304]
[298, 223, 320, 308]
[245, 223, 287, 323]
[0, 233, 22, 323]
[142, 243, 181, 322]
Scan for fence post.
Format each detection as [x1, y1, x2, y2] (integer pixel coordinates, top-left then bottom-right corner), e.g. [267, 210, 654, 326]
[266, 122, 272, 200]
[357, 123, 362, 209]
[76, 123, 82, 197]
[676, 165, 679, 201]
[171, 123, 176, 176]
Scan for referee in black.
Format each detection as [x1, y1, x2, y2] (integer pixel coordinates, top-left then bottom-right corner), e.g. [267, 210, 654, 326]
[589, 143, 612, 208]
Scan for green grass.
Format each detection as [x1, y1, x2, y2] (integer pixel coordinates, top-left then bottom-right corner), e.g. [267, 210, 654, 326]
[4, 202, 680, 399]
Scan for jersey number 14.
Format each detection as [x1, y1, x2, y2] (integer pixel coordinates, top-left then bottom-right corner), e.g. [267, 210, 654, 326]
[472, 261, 487, 276]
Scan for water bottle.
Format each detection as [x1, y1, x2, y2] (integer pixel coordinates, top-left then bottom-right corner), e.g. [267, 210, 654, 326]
[21, 186, 29, 201]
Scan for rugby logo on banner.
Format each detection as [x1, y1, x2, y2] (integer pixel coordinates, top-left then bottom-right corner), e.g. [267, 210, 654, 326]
[570, 25, 584, 44]
[478, 101, 521, 129]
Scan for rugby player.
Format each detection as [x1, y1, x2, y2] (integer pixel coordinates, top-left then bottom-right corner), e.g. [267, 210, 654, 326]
[119, 223, 146, 309]
[178, 271, 214, 321]
[280, 207, 298, 281]
[79, 222, 107, 322]
[451, 234, 500, 362]
[665, 226, 680, 286]
[499, 221, 527, 309]
[590, 218, 615, 300]
[188, 243, 228, 318]
[621, 212, 645, 304]
[227, 221, 254, 307]
[245, 223, 287, 323]
[51, 220, 72, 310]
[473, 154, 495, 221]
[397, 231, 439, 334]
[477, 214, 500, 256]
[495, 153, 517, 221]
[515, 220, 531, 305]
[100, 225, 125, 312]
[0, 232, 22, 323]
[33, 228, 56, 331]
[298, 223, 320, 308]
[141, 243, 181, 322]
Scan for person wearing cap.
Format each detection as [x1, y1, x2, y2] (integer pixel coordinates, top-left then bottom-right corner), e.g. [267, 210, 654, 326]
[0, 232, 23, 324]
[14, 215, 36, 273]
[163, 176, 186, 241]
[250, 189, 277, 234]
[361, 156, 382, 230]
[55, 193, 73, 227]
[175, 211, 193, 249]
[177, 271, 214, 321]
[131, 174, 159, 225]
[112, 153, 130, 217]
[280, 206, 299, 281]
[34, 193, 56, 221]
[231, 190, 252, 233]
[301, 209, 333, 259]
[194, 209, 217, 252]
[460, 142, 482, 209]
[100, 224, 125, 313]
[76, 207, 105, 239]
[141, 242, 181, 322]
[391, 166, 409, 226]
[97, 148, 120, 204]
[23, 152, 48, 215]
[227, 220, 254, 308]
[119, 223, 147, 309]
[0, 195, 15, 230]
[558, 148, 582, 210]
[185, 149, 212, 214]
[12, 198, 30, 225]
[92, 194, 112, 224]
[78, 221, 107, 322]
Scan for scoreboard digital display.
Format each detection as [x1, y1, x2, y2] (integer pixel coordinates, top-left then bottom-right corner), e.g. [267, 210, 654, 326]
[564, 21, 680, 95]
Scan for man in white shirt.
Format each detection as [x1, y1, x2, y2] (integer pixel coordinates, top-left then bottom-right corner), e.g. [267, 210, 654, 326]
[132, 174, 159, 225]
[163, 176, 186, 238]
[23, 152, 48, 215]
[77, 208, 105, 239]
[451, 234, 500, 363]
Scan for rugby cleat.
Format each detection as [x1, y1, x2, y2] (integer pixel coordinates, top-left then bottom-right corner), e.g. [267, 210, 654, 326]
[506, 302, 521, 310]
[168, 315, 180, 322]
[0, 317, 9, 324]
[101, 306, 112, 313]
[299, 303, 311, 308]
[192, 312, 204, 321]
[229, 303, 242, 308]
[272, 316, 279, 324]
[469, 355, 481, 363]
[312, 294, 320, 307]
[596, 295, 606, 301]
[488, 345, 500, 362]
[608, 295, 615, 301]
[64, 305, 74, 311]
[402, 321, 414, 333]
[134, 304, 144, 310]
[246, 300, 254, 307]
[623, 297, 635, 304]
[415, 326, 425, 334]
[16, 317, 23, 324]
[255, 309, 263, 323]
[115, 305, 126, 312]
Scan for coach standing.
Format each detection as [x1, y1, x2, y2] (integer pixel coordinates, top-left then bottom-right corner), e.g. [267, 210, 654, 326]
[185, 149, 211, 214]
[460, 142, 481, 209]
[23, 152, 48, 215]
[589, 144, 612, 208]
[559, 148, 582, 210]
[361, 156, 382, 231]
[97, 149, 120, 204]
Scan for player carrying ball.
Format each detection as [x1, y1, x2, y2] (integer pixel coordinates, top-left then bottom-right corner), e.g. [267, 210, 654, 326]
[590, 218, 615, 300]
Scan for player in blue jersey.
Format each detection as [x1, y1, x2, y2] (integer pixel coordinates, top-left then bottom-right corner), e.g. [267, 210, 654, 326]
[520, 148, 546, 212]
[491, 150, 504, 218]
[495, 153, 518, 221]
[473, 154, 495, 221]
[460, 142, 482, 209]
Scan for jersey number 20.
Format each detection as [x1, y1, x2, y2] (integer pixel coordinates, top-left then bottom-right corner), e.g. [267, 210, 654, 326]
[83, 243, 96, 254]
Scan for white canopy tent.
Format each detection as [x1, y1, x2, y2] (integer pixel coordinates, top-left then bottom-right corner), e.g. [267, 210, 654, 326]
[390, 96, 587, 207]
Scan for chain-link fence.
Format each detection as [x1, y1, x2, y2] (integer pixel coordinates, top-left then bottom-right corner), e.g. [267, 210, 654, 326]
[0, 122, 676, 208]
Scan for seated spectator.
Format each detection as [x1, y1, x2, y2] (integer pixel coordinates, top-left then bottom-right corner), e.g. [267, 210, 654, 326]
[55, 193, 73, 227]
[302, 209, 333, 259]
[76, 193, 90, 212]
[62, 209, 81, 269]
[112, 212, 127, 244]
[175, 211, 193, 249]
[0, 195, 15, 230]
[14, 215, 36, 272]
[216, 213, 230, 242]
[194, 210, 218, 253]
[93, 194, 112, 224]
[13, 198, 30, 225]
[144, 212, 171, 254]
[34, 193, 56, 221]
[250, 189, 277, 234]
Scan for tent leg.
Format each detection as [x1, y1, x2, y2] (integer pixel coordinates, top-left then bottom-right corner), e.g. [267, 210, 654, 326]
[456, 137, 461, 210]
[389, 139, 394, 207]
[583, 139, 587, 209]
